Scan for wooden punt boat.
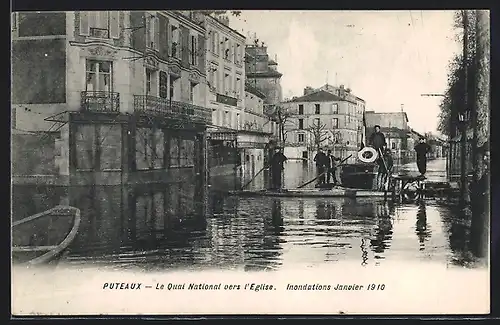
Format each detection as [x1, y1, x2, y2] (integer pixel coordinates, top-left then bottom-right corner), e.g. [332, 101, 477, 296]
[12, 205, 81, 266]
[228, 187, 390, 198]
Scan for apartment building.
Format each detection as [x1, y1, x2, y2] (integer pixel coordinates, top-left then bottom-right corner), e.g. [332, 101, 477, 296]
[202, 14, 246, 177]
[11, 11, 211, 195]
[281, 85, 366, 163]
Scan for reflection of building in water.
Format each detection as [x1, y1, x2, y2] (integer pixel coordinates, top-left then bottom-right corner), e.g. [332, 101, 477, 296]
[415, 201, 432, 251]
[440, 205, 474, 266]
[360, 238, 368, 266]
[204, 197, 283, 270]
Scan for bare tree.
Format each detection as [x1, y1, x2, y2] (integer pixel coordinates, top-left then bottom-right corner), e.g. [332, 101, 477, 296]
[306, 119, 329, 150]
[268, 105, 294, 143]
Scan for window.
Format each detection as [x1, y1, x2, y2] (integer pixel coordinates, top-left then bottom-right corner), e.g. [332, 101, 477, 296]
[331, 103, 338, 114]
[145, 69, 153, 95]
[392, 142, 396, 149]
[89, 11, 110, 38]
[171, 25, 179, 58]
[189, 83, 196, 103]
[224, 38, 230, 59]
[224, 73, 232, 94]
[235, 77, 241, 97]
[298, 134, 305, 143]
[298, 104, 304, 115]
[86, 60, 112, 92]
[213, 67, 218, 91]
[302, 151, 308, 159]
[146, 15, 157, 49]
[235, 44, 241, 64]
[298, 119, 304, 130]
[136, 128, 164, 170]
[315, 104, 320, 114]
[315, 118, 320, 125]
[332, 118, 338, 128]
[100, 125, 122, 170]
[211, 31, 216, 53]
[190, 35, 197, 65]
[159, 71, 168, 99]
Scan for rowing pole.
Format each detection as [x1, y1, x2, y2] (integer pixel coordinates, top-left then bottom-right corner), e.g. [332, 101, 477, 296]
[297, 154, 353, 189]
[240, 165, 267, 190]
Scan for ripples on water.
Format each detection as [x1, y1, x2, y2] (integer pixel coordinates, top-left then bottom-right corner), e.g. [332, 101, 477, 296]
[11, 182, 487, 272]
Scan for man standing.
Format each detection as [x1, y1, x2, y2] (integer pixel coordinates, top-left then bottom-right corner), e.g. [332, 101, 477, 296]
[414, 137, 431, 176]
[368, 125, 387, 153]
[270, 147, 287, 190]
[314, 148, 328, 185]
[326, 149, 340, 185]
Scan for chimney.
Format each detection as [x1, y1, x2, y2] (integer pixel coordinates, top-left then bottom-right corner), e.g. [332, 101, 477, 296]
[304, 86, 314, 95]
[339, 84, 346, 98]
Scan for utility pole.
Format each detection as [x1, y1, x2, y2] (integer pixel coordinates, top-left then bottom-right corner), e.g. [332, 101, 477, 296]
[460, 10, 469, 206]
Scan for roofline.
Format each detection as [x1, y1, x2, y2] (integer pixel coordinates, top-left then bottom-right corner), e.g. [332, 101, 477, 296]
[204, 14, 246, 41]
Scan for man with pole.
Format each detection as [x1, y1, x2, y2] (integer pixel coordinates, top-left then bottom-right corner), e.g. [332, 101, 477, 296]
[368, 125, 388, 190]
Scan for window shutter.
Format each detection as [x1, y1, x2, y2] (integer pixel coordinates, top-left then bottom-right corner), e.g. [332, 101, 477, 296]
[79, 11, 90, 35]
[152, 16, 159, 50]
[110, 11, 120, 39]
[158, 15, 168, 59]
[197, 34, 205, 72]
[180, 26, 189, 66]
[130, 11, 146, 52]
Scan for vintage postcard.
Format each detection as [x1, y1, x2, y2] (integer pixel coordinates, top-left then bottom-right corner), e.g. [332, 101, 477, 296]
[11, 10, 490, 315]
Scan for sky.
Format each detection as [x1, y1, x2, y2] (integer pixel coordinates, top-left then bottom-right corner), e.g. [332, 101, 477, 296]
[229, 10, 461, 135]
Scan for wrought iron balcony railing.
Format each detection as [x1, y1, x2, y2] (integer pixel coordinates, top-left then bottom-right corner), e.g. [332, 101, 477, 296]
[81, 91, 120, 112]
[134, 95, 211, 124]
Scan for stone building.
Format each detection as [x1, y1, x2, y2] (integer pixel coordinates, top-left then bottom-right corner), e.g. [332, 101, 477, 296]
[11, 10, 211, 204]
[281, 85, 366, 163]
[201, 13, 246, 178]
[245, 44, 283, 116]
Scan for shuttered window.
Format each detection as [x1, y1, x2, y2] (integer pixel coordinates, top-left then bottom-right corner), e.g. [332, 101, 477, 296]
[79, 11, 120, 39]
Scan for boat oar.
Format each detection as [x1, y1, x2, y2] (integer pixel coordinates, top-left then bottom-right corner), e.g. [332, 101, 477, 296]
[297, 154, 352, 189]
[240, 165, 267, 190]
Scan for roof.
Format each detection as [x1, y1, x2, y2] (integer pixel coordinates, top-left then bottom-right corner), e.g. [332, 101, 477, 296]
[245, 84, 266, 99]
[268, 59, 277, 65]
[289, 90, 345, 103]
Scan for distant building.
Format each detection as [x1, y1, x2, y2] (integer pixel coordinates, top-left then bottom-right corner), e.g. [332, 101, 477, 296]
[280, 85, 366, 163]
[365, 111, 411, 165]
[245, 44, 283, 116]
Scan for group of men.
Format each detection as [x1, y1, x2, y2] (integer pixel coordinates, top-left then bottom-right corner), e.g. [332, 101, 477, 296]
[265, 125, 432, 191]
[313, 149, 341, 186]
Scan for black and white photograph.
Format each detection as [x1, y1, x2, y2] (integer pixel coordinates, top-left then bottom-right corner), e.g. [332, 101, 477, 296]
[11, 9, 490, 315]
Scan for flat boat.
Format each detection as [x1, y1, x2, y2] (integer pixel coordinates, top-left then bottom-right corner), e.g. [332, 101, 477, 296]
[12, 205, 81, 266]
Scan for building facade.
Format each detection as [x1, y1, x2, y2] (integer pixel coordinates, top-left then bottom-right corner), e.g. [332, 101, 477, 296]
[11, 10, 211, 198]
[245, 44, 283, 116]
[281, 86, 365, 163]
[365, 111, 412, 165]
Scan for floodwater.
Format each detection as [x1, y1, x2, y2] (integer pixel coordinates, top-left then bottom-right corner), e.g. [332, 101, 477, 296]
[11, 167, 487, 272]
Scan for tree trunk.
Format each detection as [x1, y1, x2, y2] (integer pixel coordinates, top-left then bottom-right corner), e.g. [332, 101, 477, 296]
[470, 10, 490, 258]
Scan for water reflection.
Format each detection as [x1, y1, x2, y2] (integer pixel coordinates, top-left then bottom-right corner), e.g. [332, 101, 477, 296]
[369, 202, 394, 257]
[415, 200, 431, 251]
[11, 184, 486, 270]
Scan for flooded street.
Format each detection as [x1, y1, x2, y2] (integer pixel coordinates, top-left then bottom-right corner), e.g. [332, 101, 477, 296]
[11, 159, 486, 272]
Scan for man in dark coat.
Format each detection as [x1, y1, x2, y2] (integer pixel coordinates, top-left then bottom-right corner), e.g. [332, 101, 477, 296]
[368, 125, 387, 151]
[326, 149, 340, 185]
[414, 137, 431, 175]
[313, 148, 328, 185]
[270, 147, 287, 190]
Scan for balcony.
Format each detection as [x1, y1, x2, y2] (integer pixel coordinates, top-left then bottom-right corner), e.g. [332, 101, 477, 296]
[216, 93, 238, 107]
[134, 95, 211, 125]
[80, 91, 120, 113]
